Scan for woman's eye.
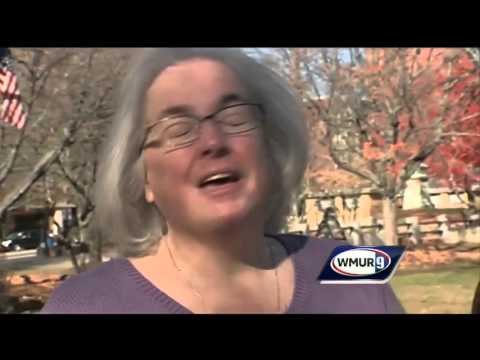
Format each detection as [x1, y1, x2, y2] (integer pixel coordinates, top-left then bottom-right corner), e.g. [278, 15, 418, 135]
[223, 114, 248, 126]
[164, 120, 194, 138]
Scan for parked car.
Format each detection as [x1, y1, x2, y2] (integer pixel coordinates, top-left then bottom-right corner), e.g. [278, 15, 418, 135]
[0, 229, 45, 251]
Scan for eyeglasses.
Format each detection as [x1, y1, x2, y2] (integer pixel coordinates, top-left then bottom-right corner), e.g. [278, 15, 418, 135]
[143, 103, 263, 152]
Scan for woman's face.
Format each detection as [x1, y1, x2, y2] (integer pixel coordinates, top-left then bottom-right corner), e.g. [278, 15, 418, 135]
[142, 59, 271, 234]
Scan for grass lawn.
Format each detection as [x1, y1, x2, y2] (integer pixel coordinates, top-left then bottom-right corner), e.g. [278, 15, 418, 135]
[390, 263, 480, 314]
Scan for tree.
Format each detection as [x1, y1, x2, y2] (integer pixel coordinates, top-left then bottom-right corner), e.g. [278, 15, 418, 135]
[425, 49, 480, 211]
[0, 48, 131, 269]
[260, 48, 480, 245]
[46, 48, 130, 265]
[0, 49, 78, 218]
[248, 49, 364, 195]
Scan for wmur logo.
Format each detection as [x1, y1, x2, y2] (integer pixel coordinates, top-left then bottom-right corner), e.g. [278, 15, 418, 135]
[317, 246, 405, 284]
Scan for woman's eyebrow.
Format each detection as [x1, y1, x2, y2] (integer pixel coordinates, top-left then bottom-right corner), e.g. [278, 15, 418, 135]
[145, 105, 193, 129]
[157, 105, 193, 119]
[151, 93, 248, 124]
[216, 93, 248, 108]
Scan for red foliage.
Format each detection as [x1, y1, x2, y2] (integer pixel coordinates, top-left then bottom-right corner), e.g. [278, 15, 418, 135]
[357, 49, 480, 188]
[425, 52, 480, 188]
[362, 142, 381, 160]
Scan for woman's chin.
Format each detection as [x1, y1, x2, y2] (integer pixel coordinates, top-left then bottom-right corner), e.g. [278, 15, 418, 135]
[195, 203, 262, 232]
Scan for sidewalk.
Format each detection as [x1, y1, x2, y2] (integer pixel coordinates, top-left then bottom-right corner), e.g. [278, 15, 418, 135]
[1, 255, 76, 275]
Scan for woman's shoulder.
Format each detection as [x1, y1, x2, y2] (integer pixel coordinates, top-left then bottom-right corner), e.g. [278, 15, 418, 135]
[41, 258, 128, 314]
[270, 233, 347, 284]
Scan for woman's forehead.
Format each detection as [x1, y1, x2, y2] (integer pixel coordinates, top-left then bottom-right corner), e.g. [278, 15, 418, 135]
[145, 59, 250, 112]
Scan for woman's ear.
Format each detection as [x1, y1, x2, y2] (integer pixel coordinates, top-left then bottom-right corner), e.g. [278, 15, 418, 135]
[143, 158, 155, 203]
[145, 183, 155, 203]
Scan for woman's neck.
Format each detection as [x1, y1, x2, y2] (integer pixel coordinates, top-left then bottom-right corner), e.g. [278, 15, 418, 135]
[161, 224, 273, 280]
[128, 224, 293, 314]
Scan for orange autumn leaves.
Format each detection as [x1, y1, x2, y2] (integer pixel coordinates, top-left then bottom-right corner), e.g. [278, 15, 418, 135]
[356, 49, 479, 182]
[362, 141, 421, 177]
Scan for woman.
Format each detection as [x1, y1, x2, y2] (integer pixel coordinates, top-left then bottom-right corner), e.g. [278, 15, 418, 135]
[42, 48, 403, 314]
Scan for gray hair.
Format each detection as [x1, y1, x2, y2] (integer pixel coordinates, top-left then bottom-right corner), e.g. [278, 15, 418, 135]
[94, 48, 309, 257]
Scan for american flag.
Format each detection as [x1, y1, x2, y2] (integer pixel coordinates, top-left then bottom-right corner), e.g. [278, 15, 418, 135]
[0, 48, 28, 129]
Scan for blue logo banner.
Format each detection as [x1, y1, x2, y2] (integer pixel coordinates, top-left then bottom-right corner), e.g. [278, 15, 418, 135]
[317, 245, 406, 284]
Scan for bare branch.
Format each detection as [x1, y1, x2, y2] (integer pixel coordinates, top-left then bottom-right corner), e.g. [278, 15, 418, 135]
[0, 128, 27, 185]
[326, 128, 380, 186]
[0, 143, 65, 218]
[56, 157, 91, 203]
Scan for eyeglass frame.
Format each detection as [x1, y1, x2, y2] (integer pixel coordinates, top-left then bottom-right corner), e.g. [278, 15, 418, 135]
[142, 102, 265, 152]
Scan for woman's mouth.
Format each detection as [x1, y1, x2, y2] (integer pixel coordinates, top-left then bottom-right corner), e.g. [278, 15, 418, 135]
[199, 172, 240, 188]
[198, 172, 243, 197]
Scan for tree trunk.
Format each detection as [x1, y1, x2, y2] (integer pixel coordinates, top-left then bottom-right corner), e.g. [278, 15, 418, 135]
[79, 226, 85, 243]
[81, 223, 102, 264]
[382, 197, 398, 245]
[95, 234, 103, 263]
[81, 222, 103, 265]
[68, 248, 82, 274]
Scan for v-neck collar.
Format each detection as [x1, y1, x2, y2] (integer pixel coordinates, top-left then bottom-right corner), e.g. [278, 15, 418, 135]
[119, 234, 311, 314]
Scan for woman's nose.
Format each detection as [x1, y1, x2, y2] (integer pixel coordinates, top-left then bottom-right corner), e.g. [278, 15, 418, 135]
[197, 120, 230, 157]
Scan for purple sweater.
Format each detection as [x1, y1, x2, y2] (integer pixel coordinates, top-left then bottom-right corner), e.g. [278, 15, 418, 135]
[41, 235, 404, 314]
